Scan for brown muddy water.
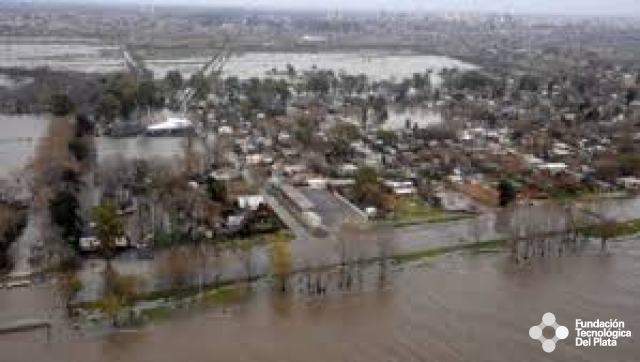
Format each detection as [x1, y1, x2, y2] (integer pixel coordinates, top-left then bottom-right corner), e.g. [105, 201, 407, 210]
[1, 240, 639, 362]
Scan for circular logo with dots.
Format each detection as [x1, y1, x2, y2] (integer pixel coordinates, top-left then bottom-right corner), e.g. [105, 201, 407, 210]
[529, 313, 569, 353]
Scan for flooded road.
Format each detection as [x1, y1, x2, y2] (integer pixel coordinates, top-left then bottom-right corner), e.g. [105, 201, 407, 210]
[1, 240, 639, 362]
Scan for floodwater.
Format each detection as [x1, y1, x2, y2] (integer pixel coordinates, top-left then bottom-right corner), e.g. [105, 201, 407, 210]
[0, 115, 189, 176]
[0, 37, 119, 74]
[96, 136, 187, 161]
[1, 240, 639, 362]
[0, 38, 476, 81]
[146, 52, 476, 82]
[0, 115, 50, 177]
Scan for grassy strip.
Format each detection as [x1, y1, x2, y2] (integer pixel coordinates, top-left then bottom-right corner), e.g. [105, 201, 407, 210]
[138, 286, 245, 322]
[581, 219, 640, 239]
[392, 239, 508, 264]
[74, 280, 249, 311]
[202, 285, 246, 304]
[379, 196, 476, 227]
[140, 306, 173, 322]
[208, 229, 294, 249]
[381, 213, 474, 228]
[548, 190, 631, 202]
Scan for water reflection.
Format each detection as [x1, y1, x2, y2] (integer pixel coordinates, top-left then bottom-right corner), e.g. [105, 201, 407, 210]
[97, 136, 186, 162]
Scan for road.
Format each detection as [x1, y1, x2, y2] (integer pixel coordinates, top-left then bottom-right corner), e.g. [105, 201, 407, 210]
[299, 187, 366, 231]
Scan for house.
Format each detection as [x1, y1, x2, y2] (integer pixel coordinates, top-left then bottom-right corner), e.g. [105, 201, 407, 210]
[79, 235, 129, 252]
[617, 177, 640, 191]
[246, 154, 273, 166]
[146, 117, 194, 136]
[210, 169, 242, 182]
[227, 214, 247, 229]
[218, 125, 234, 135]
[283, 164, 306, 176]
[237, 195, 266, 210]
[384, 180, 417, 195]
[538, 163, 568, 175]
[306, 178, 328, 189]
[338, 163, 358, 176]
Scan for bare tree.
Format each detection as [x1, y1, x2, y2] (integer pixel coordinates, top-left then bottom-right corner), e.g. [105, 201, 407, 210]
[236, 239, 254, 282]
[269, 240, 292, 293]
[336, 222, 369, 290]
[181, 136, 204, 176]
[156, 246, 195, 290]
[373, 224, 395, 285]
[58, 271, 82, 316]
[100, 267, 143, 326]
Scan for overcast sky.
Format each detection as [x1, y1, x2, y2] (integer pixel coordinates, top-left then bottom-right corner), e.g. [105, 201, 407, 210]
[30, 0, 640, 16]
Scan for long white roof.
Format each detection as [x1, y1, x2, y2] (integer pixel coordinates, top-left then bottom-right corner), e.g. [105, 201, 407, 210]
[147, 117, 192, 131]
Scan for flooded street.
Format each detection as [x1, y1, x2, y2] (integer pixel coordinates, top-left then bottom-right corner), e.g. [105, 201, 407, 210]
[2, 240, 640, 362]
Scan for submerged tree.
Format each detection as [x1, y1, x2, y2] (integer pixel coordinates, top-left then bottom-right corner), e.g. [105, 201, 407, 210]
[50, 93, 75, 117]
[498, 179, 518, 207]
[157, 246, 195, 290]
[93, 199, 124, 263]
[100, 267, 142, 326]
[269, 240, 292, 293]
[59, 272, 82, 315]
[96, 93, 121, 123]
[49, 189, 81, 242]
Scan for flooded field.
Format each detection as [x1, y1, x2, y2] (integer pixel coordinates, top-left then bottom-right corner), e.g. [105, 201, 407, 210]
[146, 52, 476, 82]
[0, 37, 476, 81]
[0, 115, 189, 176]
[0, 115, 50, 176]
[1, 240, 639, 362]
[96, 136, 187, 162]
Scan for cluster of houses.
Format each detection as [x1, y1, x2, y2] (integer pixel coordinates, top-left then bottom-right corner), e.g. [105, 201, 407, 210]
[200, 64, 640, 215]
[85, 59, 640, 253]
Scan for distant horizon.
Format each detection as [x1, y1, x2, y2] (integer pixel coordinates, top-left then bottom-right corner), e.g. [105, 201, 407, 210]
[5, 0, 640, 18]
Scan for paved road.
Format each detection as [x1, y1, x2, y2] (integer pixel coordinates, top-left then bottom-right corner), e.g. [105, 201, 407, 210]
[299, 187, 366, 231]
